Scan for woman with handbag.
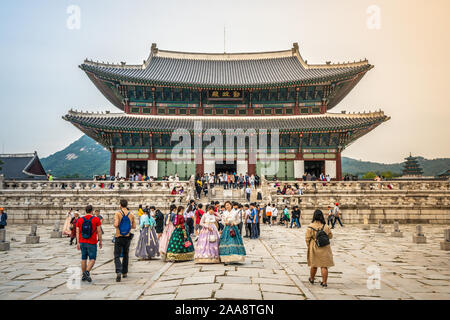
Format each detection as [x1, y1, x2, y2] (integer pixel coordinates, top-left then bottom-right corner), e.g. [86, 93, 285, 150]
[194, 205, 220, 264]
[219, 201, 246, 264]
[166, 206, 195, 262]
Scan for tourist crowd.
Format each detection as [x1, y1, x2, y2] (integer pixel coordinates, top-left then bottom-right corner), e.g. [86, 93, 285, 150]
[194, 172, 260, 199]
[53, 198, 343, 287]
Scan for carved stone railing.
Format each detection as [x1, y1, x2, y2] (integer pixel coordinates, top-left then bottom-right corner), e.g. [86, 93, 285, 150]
[259, 177, 450, 224]
[2, 179, 191, 192]
[266, 180, 450, 194]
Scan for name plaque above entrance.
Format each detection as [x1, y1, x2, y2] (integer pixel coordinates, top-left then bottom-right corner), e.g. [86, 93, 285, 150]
[208, 90, 243, 101]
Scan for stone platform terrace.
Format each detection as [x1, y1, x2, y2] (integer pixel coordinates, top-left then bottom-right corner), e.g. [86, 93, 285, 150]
[0, 223, 449, 300]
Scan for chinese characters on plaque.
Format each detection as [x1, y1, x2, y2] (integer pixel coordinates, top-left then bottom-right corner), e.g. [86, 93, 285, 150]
[209, 90, 242, 100]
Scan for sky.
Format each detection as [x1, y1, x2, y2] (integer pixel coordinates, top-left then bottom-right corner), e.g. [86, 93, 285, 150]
[0, 0, 449, 163]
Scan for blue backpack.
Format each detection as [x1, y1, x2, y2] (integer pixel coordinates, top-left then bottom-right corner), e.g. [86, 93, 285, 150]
[119, 210, 132, 236]
[81, 216, 94, 239]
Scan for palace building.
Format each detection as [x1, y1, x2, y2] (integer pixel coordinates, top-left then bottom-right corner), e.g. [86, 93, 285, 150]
[64, 43, 389, 180]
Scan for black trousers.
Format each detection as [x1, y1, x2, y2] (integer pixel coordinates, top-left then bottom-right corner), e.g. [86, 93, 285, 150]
[238, 222, 243, 236]
[245, 222, 252, 237]
[186, 218, 194, 236]
[114, 236, 132, 274]
[257, 222, 260, 235]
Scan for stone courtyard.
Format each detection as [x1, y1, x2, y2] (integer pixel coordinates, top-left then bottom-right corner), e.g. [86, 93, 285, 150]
[0, 223, 449, 300]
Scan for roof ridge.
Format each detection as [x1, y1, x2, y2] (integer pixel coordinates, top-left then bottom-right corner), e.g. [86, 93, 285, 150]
[81, 42, 370, 70]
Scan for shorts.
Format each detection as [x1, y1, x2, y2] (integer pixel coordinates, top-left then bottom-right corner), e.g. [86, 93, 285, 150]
[80, 242, 97, 260]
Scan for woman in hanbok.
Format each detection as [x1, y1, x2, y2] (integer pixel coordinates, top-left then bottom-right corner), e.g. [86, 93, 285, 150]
[166, 206, 195, 262]
[219, 201, 246, 264]
[135, 210, 160, 260]
[194, 205, 220, 264]
[159, 204, 177, 260]
[62, 209, 73, 237]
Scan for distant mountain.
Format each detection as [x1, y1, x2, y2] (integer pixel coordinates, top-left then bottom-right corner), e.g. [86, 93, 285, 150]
[342, 156, 450, 177]
[40, 135, 450, 178]
[41, 135, 109, 179]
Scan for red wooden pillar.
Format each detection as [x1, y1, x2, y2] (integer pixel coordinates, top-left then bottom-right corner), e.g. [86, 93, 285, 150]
[196, 162, 204, 176]
[336, 150, 342, 181]
[198, 89, 203, 115]
[110, 150, 116, 176]
[294, 87, 300, 115]
[248, 163, 256, 176]
[152, 87, 157, 115]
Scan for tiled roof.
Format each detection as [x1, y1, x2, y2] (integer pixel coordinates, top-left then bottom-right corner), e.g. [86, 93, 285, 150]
[63, 110, 389, 132]
[80, 43, 372, 88]
[0, 153, 47, 180]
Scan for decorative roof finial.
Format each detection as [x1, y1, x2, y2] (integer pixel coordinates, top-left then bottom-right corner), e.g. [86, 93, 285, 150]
[151, 43, 158, 55]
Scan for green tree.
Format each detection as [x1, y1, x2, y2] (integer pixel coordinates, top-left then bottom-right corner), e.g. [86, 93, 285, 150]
[362, 172, 377, 180]
[380, 171, 393, 179]
[0, 159, 3, 172]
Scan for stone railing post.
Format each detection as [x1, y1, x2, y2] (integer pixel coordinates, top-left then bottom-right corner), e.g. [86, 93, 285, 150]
[0, 174, 4, 190]
[441, 229, 450, 251]
[0, 229, 10, 251]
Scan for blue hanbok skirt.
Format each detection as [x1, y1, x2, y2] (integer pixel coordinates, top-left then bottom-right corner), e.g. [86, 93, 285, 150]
[219, 225, 246, 263]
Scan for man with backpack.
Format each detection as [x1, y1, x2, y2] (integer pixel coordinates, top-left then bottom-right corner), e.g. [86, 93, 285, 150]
[113, 199, 136, 282]
[76, 205, 102, 283]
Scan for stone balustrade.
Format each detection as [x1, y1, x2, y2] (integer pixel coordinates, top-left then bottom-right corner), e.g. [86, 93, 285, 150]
[0, 179, 195, 225]
[267, 180, 450, 193]
[2, 179, 191, 192]
[261, 178, 450, 224]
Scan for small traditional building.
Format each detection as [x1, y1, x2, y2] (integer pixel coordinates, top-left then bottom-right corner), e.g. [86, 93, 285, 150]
[64, 43, 389, 180]
[0, 152, 47, 180]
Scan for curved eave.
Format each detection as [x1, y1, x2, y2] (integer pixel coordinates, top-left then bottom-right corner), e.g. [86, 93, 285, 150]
[80, 63, 372, 91]
[63, 111, 389, 134]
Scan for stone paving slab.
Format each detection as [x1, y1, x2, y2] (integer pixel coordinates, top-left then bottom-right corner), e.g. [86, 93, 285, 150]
[0, 224, 449, 300]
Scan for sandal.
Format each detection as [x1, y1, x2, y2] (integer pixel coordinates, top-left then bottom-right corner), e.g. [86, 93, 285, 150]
[308, 278, 314, 284]
[320, 282, 328, 288]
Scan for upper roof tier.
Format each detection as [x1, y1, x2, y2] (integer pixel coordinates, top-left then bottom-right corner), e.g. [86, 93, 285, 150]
[80, 43, 372, 89]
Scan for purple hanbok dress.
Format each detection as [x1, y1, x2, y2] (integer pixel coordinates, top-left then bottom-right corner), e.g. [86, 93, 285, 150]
[194, 212, 220, 264]
[135, 214, 160, 259]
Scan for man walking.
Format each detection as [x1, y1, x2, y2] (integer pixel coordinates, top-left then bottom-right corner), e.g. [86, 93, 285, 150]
[331, 203, 344, 229]
[114, 199, 136, 282]
[76, 205, 102, 283]
[250, 203, 259, 239]
[0, 208, 7, 230]
[290, 206, 301, 228]
[245, 185, 251, 201]
[327, 206, 334, 226]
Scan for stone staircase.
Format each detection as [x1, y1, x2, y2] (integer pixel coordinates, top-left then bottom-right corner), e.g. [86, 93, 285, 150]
[197, 185, 261, 204]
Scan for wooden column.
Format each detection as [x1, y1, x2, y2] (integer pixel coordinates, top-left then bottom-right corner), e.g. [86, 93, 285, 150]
[152, 87, 157, 115]
[294, 87, 300, 115]
[336, 150, 342, 181]
[248, 89, 254, 116]
[198, 89, 203, 115]
[109, 150, 116, 176]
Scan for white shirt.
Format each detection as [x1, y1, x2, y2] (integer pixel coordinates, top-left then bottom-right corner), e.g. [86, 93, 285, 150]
[222, 210, 240, 225]
[333, 206, 340, 216]
[272, 208, 278, 217]
[245, 187, 251, 194]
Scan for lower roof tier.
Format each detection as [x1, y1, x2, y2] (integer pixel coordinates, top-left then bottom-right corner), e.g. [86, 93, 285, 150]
[64, 110, 388, 132]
